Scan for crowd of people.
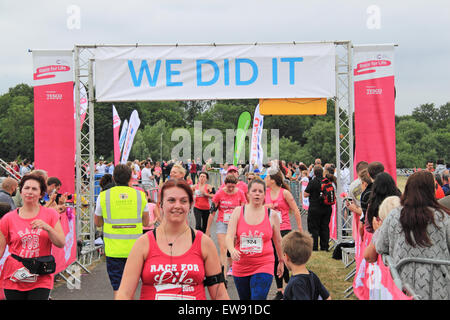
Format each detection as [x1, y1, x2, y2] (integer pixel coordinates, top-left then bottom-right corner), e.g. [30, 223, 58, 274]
[0, 156, 449, 301]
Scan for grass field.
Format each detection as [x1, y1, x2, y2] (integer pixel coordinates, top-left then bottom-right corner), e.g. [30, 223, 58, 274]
[306, 250, 357, 300]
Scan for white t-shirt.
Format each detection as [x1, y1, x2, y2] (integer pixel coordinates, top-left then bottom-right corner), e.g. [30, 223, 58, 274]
[141, 167, 153, 183]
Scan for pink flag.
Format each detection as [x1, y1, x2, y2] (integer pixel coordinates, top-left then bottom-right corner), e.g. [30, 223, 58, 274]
[113, 105, 121, 165]
[353, 45, 397, 182]
[33, 50, 75, 194]
[329, 203, 337, 241]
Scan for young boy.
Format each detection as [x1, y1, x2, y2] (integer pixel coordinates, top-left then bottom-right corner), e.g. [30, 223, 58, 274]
[281, 230, 331, 300]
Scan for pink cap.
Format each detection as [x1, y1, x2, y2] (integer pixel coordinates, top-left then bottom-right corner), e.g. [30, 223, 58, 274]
[227, 165, 238, 173]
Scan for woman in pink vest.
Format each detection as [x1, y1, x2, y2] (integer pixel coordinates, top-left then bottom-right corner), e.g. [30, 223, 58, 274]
[265, 168, 303, 300]
[226, 178, 284, 300]
[116, 179, 229, 300]
[192, 172, 213, 233]
[0, 173, 65, 300]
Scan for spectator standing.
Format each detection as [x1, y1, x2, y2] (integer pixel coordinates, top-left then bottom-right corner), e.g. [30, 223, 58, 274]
[141, 161, 154, 193]
[0, 178, 18, 211]
[304, 165, 331, 252]
[375, 171, 450, 300]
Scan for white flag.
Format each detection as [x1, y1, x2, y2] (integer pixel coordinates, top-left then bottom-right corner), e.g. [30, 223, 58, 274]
[119, 119, 129, 152]
[249, 104, 264, 172]
[120, 110, 140, 164]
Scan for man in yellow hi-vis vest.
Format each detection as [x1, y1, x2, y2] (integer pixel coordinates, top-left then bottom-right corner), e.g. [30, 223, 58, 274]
[94, 164, 149, 298]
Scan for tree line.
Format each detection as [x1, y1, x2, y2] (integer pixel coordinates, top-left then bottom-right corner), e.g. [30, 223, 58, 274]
[0, 83, 448, 168]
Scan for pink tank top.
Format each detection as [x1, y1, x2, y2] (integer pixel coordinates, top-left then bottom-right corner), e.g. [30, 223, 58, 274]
[140, 229, 206, 300]
[265, 187, 291, 231]
[232, 206, 274, 277]
[194, 184, 210, 210]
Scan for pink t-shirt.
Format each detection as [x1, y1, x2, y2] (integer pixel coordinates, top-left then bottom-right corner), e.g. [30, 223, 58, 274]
[212, 188, 247, 224]
[0, 206, 60, 291]
[232, 206, 274, 277]
[265, 187, 292, 231]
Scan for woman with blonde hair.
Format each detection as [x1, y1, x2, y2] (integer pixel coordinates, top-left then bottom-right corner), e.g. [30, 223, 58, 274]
[363, 195, 401, 262]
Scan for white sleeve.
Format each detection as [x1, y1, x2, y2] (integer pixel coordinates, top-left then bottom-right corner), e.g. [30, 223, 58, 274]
[95, 195, 103, 216]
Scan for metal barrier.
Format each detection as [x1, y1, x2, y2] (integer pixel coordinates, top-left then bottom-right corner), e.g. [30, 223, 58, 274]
[383, 255, 450, 300]
[0, 158, 21, 182]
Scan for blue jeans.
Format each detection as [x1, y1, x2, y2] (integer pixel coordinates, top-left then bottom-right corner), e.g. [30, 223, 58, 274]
[233, 273, 273, 300]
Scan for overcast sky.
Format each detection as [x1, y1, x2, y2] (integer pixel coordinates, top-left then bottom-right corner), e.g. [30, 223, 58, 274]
[1, 0, 449, 115]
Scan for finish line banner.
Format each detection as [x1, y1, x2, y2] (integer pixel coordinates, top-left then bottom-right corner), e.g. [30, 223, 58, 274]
[94, 43, 335, 101]
[353, 44, 397, 182]
[33, 50, 75, 194]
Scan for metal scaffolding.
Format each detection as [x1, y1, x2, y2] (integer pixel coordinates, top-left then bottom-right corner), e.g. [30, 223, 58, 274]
[73, 42, 355, 262]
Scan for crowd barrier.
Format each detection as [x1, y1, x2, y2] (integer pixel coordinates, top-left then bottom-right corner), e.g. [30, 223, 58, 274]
[382, 255, 450, 300]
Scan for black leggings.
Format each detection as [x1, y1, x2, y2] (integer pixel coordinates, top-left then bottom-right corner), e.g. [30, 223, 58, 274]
[4, 288, 51, 300]
[193, 207, 210, 233]
[273, 229, 291, 289]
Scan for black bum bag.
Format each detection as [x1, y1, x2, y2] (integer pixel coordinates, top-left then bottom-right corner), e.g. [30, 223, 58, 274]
[11, 254, 56, 275]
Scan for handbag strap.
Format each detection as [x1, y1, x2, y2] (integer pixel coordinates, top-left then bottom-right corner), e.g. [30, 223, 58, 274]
[11, 253, 25, 262]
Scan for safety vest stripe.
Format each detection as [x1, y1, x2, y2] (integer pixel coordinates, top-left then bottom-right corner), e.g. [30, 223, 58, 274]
[104, 188, 143, 222]
[103, 233, 141, 240]
[104, 218, 141, 224]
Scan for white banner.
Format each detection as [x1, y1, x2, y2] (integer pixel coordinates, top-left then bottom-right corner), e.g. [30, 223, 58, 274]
[120, 110, 140, 164]
[94, 43, 335, 101]
[249, 104, 264, 172]
[33, 50, 73, 86]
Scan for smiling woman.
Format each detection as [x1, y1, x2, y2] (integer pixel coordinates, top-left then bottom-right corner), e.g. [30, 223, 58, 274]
[0, 173, 65, 300]
[116, 179, 229, 300]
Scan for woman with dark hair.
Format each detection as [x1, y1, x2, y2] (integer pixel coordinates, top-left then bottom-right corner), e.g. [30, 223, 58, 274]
[365, 172, 401, 234]
[226, 178, 284, 300]
[116, 179, 229, 300]
[0, 173, 65, 300]
[265, 168, 303, 300]
[375, 171, 450, 300]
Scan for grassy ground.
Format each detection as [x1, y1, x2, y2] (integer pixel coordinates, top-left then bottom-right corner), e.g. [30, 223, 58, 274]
[305, 250, 357, 300]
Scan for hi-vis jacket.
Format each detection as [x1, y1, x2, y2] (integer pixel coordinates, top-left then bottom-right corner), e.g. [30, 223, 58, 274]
[100, 186, 147, 258]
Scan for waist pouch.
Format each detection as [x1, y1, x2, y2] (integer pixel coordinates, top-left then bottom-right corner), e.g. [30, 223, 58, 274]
[11, 254, 56, 275]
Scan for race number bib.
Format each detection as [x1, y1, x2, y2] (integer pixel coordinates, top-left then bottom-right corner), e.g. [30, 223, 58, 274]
[223, 211, 232, 223]
[240, 235, 263, 254]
